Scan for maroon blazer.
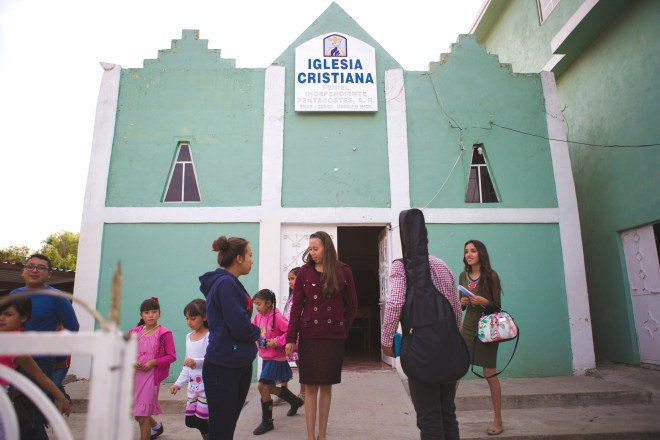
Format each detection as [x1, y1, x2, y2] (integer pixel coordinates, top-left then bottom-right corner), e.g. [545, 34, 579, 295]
[286, 262, 358, 342]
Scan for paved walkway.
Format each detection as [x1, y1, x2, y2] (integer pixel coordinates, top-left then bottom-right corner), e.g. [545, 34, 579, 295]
[55, 362, 660, 439]
[61, 367, 418, 440]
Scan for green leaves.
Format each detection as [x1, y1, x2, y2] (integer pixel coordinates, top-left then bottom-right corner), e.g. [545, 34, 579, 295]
[0, 231, 79, 270]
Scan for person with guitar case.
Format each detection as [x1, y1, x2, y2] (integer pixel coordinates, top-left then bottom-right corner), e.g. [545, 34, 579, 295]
[381, 209, 470, 440]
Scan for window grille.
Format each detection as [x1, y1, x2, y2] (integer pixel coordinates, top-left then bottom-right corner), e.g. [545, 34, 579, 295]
[163, 143, 201, 202]
[466, 144, 498, 203]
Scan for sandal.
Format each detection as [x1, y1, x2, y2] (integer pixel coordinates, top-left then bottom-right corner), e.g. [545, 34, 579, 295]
[486, 425, 504, 436]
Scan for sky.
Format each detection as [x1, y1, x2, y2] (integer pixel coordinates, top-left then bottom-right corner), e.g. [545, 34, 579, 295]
[0, 0, 484, 251]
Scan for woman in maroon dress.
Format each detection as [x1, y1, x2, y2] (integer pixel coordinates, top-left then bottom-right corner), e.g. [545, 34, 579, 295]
[285, 231, 358, 440]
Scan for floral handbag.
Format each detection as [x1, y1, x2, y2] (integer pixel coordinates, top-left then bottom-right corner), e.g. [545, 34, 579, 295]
[477, 310, 518, 343]
[471, 310, 520, 379]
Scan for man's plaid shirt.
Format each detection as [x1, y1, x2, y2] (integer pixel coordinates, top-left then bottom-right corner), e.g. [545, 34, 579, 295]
[381, 256, 461, 347]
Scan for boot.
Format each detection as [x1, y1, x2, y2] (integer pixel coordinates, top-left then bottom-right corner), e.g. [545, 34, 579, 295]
[279, 387, 304, 417]
[253, 400, 274, 435]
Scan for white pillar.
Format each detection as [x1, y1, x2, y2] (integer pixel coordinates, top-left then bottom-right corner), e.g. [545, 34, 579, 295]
[71, 62, 121, 378]
[541, 70, 596, 374]
[385, 68, 411, 258]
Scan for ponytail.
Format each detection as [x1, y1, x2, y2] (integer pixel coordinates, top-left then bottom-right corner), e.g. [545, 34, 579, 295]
[255, 288, 277, 331]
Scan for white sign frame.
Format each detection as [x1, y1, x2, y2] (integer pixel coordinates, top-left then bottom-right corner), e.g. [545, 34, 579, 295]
[295, 32, 378, 112]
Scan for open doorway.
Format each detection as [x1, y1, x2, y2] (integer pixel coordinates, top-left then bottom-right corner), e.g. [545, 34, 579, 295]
[338, 226, 386, 365]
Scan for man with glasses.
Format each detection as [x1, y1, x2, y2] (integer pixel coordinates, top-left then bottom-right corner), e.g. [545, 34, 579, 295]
[11, 254, 80, 374]
[10, 254, 80, 439]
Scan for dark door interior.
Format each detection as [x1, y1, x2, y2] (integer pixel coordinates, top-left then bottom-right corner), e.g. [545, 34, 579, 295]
[337, 226, 385, 362]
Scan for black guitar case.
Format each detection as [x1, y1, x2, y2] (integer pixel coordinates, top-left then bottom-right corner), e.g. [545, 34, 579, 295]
[399, 208, 470, 384]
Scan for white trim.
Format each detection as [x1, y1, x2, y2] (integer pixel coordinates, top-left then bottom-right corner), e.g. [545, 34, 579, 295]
[550, 0, 599, 52]
[542, 54, 566, 72]
[469, 0, 493, 34]
[261, 65, 285, 211]
[259, 65, 286, 302]
[71, 63, 121, 378]
[98, 206, 559, 224]
[385, 68, 411, 256]
[385, 68, 411, 212]
[541, 70, 595, 374]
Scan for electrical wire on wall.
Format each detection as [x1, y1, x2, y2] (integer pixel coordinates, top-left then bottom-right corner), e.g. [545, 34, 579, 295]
[490, 122, 660, 148]
[389, 72, 659, 234]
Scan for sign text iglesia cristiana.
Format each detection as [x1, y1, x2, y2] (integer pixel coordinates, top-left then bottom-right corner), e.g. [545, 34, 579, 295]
[295, 33, 377, 112]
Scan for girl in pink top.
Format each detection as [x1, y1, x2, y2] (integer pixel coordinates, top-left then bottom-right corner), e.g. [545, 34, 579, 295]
[251, 289, 304, 435]
[129, 297, 177, 440]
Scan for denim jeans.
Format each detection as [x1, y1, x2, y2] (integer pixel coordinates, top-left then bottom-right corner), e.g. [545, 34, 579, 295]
[408, 377, 460, 440]
[202, 360, 253, 440]
[51, 366, 70, 400]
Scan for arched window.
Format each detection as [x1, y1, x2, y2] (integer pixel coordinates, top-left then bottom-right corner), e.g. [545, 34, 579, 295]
[466, 144, 498, 203]
[163, 142, 201, 202]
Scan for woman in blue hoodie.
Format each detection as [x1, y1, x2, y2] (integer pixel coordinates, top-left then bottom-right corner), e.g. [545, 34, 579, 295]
[200, 235, 260, 439]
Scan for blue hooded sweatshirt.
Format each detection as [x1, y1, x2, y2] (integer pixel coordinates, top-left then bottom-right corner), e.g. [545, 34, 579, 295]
[199, 268, 260, 368]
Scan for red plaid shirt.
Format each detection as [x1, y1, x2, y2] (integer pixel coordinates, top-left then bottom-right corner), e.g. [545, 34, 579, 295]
[381, 256, 461, 347]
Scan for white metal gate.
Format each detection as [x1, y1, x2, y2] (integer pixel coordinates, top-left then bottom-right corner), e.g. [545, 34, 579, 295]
[279, 225, 337, 308]
[378, 227, 394, 365]
[0, 268, 138, 439]
[622, 225, 660, 365]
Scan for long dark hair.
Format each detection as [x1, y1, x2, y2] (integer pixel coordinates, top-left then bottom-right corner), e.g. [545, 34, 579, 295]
[212, 236, 249, 268]
[254, 289, 277, 331]
[183, 298, 208, 328]
[288, 266, 300, 296]
[137, 297, 160, 326]
[303, 231, 340, 297]
[463, 239, 499, 297]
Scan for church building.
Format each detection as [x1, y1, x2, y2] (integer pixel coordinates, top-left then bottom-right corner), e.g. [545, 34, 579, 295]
[72, 3, 593, 380]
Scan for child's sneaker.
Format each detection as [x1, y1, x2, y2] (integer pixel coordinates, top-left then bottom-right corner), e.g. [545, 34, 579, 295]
[150, 423, 164, 439]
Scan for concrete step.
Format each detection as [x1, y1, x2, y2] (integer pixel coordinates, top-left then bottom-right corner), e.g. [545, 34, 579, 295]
[455, 375, 653, 410]
[67, 379, 196, 414]
[67, 373, 654, 415]
[457, 404, 660, 439]
[58, 364, 660, 439]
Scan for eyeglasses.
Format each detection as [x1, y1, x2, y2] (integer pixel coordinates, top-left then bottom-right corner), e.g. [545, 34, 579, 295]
[24, 263, 50, 272]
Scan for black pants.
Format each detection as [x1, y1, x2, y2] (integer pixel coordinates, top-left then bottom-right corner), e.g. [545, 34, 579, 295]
[202, 360, 253, 440]
[16, 357, 55, 440]
[186, 415, 209, 435]
[408, 377, 459, 440]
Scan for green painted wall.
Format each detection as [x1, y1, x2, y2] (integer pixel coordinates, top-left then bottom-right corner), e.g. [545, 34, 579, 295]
[557, 0, 660, 363]
[98, 223, 260, 381]
[106, 30, 265, 207]
[405, 35, 557, 208]
[275, 3, 399, 207]
[475, 0, 582, 73]
[476, 0, 660, 364]
[428, 223, 572, 377]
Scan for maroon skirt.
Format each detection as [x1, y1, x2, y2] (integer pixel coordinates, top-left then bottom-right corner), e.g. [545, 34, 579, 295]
[298, 338, 345, 385]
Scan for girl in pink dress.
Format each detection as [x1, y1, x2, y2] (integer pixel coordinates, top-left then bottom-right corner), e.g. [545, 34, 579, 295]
[129, 297, 176, 440]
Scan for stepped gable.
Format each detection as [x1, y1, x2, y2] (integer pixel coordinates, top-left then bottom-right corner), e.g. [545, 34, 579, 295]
[419, 33, 544, 132]
[272, 2, 401, 71]
[142, 29, 236, 70]
[431, 34, 519, 76]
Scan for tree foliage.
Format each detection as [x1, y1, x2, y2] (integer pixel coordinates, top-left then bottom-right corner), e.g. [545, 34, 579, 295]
[38, 231, 79, 271]
[0, 231, 79, 270]
[0, 245, 31, 263]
